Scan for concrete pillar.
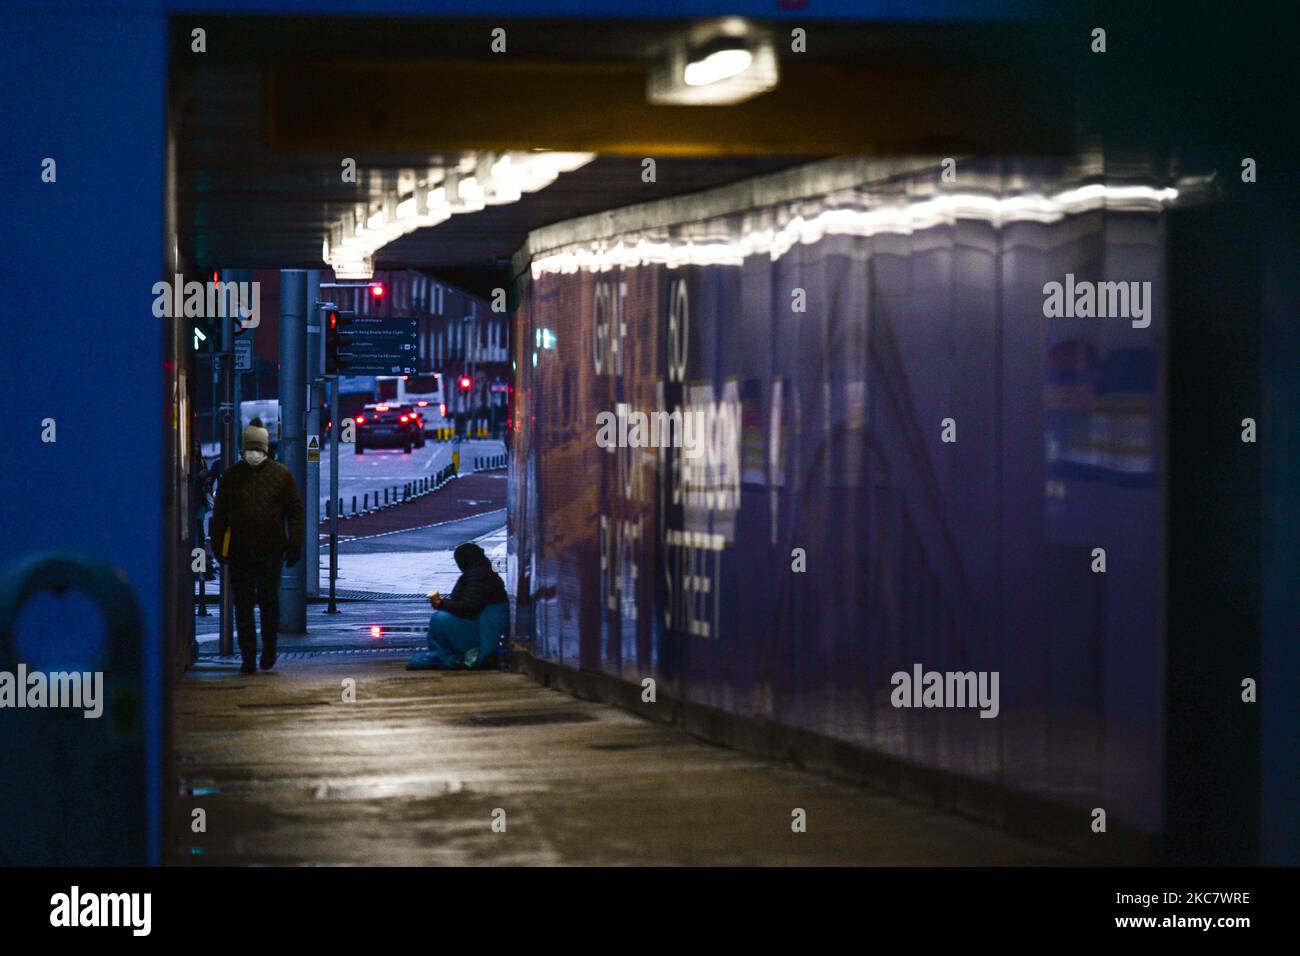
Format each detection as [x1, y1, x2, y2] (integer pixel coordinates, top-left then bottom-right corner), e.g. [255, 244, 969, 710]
[279, 270, 308, 633]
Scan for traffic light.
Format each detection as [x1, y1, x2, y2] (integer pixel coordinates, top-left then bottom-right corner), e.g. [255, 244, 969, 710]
[458, 374, 472, 390]
[325, 309, 357, 374]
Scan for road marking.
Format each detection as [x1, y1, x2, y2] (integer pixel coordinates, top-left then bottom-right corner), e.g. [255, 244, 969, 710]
[340, 508, 506, 542]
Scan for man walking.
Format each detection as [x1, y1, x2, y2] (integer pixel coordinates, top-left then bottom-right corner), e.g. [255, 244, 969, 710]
[210, 421, 305, 673]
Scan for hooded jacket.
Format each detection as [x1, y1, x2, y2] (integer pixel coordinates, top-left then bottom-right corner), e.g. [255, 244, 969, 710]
[439, 543, 507, 619]
[210, 458, 305, 561]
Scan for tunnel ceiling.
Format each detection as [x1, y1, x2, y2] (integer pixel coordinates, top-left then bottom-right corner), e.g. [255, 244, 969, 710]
[172, 16, 1068, 277]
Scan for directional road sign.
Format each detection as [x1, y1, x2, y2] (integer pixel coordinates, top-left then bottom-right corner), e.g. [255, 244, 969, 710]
[338, 315, 420, 375]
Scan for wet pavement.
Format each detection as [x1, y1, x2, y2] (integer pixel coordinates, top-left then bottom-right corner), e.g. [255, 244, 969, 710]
[171, 651, 1083, 866]
[194, 597, 432, 655]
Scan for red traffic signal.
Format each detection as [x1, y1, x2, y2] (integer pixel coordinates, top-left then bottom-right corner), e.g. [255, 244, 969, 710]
[325, 309, 357, 374]
[370, 283, 385, 299]
[458, 375, 472, 390]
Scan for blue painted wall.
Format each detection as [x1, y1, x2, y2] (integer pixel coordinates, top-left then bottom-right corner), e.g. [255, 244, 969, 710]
[0, 5, 167, 864]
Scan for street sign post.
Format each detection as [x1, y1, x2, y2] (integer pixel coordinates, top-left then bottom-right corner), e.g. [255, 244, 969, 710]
[327, 376, 340, 614]
[333, 315, 419, 375]
[218, 313, 235, 657]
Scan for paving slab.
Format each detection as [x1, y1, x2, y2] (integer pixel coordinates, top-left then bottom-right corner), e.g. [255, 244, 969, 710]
[170, 654, 1083, 866]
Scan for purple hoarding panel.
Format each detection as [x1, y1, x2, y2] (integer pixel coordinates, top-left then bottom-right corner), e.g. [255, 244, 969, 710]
[510, 158, 1169, 832]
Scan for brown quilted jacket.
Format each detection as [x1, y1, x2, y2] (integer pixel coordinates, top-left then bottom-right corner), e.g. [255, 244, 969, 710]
[210, 459, 305, 561]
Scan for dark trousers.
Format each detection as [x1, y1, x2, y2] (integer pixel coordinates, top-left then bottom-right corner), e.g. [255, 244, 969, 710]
[229, 554, 282, 660]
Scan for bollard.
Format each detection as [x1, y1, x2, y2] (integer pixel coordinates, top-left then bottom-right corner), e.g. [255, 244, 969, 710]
[384, 488, 388, 505]
[351, 495, 357, 515]
[338, 497, 343, 517]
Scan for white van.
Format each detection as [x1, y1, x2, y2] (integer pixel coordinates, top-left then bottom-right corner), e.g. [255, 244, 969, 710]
[376, 374, 447, 436]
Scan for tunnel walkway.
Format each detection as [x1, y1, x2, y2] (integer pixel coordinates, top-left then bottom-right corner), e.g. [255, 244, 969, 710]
[171, 653, 1081, 866]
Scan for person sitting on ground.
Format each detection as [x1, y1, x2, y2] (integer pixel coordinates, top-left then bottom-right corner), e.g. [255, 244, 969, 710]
[407, 542, 509, 671]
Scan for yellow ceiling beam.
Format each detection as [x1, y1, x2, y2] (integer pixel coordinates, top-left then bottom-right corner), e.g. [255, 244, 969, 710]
[267, 58, 1070, 157]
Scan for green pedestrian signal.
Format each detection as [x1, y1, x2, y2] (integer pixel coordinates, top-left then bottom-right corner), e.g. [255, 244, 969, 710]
[191, 318, 216, 352]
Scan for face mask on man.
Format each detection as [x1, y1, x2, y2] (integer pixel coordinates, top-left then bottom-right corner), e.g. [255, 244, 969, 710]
[244, 450, 268, 467]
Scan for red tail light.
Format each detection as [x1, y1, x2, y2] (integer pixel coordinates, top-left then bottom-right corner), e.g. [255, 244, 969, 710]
[399, 415, 409, 423]
[439, 403, 446, 417]
[356, 416, 365, 424]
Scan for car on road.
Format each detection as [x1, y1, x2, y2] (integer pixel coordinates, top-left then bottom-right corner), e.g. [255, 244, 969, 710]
[354, 403, 423, 454]
[405, 398, 449, 437]
[393, 403, 431, 447]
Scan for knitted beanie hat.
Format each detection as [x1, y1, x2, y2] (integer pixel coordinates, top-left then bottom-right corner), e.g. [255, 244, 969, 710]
[242, 424, 270, 452]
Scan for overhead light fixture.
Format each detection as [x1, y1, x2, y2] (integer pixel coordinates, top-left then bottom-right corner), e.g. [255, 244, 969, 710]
[528, 182, 1183, 277]
[684, 44, 753, 87]
[321, 151, 593, 278]
[333, 256, 374, 280]
[648, 19, 777, 106]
